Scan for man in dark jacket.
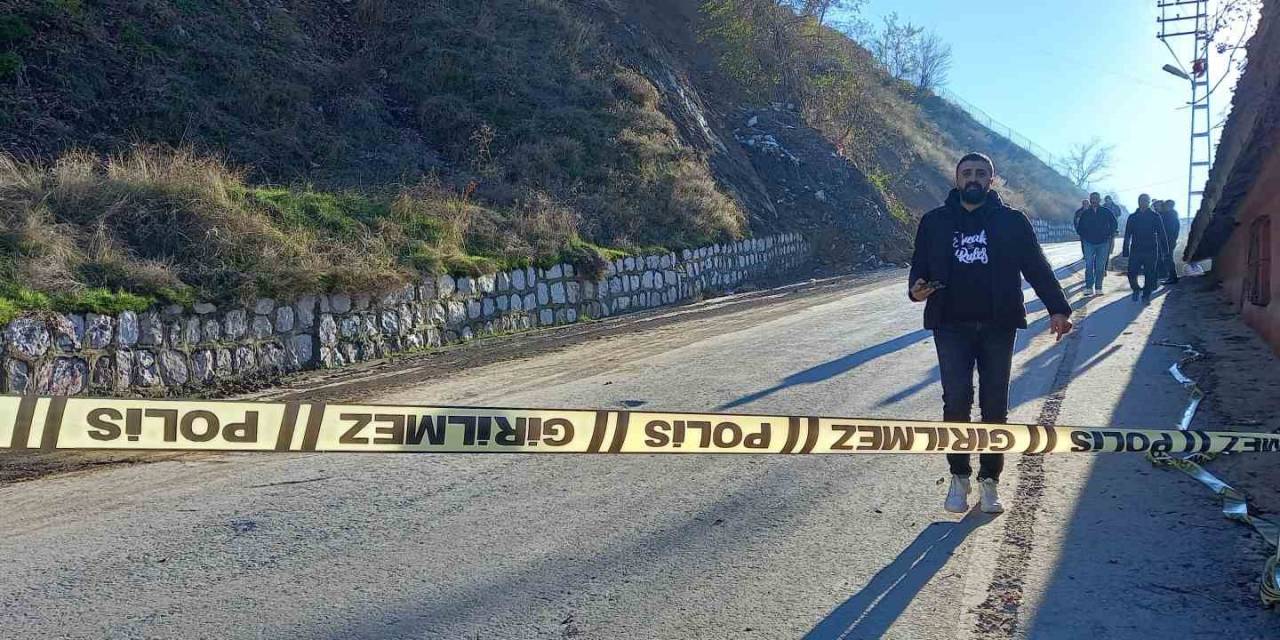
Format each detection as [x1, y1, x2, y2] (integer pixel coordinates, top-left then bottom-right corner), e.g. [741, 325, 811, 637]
[1122, 194, 1171, 302]
[1074, 192, 1119, 296]
[1073, 198, 1090, 254]
[909, 152, 1073, 514]
[1159, 199, 1181, 284]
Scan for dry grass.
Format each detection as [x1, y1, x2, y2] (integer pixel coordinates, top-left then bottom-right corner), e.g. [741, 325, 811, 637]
[0, 146, 653, 319]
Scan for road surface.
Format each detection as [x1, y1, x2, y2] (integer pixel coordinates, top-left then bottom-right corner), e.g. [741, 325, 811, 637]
[2, 243, 1275, 639]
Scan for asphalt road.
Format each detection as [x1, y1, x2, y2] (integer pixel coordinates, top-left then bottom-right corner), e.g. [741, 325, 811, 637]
[2, 243, 1275, 639]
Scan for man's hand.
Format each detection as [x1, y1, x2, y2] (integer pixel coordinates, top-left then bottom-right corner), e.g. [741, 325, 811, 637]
[910, 278, 938, 302]
[1049, 314, 1073, 342]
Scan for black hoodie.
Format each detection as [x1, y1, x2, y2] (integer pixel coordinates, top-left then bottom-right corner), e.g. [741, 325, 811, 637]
[908, 189, 1072, 330]
[1075, 206, 1118, 244]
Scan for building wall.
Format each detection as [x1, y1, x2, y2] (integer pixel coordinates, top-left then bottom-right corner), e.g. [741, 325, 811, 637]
[1214, 149, 1280, 355]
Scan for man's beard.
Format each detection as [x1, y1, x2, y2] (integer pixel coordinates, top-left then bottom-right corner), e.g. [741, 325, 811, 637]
[960, 182, 988, 204]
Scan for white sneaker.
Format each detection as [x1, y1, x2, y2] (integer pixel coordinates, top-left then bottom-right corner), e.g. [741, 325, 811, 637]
[979, 478, 1005, 513]
[945, 475, 971, 513]
[1094, 286, 1103, 296]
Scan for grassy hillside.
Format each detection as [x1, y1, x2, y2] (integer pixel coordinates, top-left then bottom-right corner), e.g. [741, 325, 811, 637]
[0, 0, 1080, 320]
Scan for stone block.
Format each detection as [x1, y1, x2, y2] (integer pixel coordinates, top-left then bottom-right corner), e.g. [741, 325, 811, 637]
[276, 305, 295, 333]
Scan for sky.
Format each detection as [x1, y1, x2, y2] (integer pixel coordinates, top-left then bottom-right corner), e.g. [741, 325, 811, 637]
[837, 0, 1259, 219]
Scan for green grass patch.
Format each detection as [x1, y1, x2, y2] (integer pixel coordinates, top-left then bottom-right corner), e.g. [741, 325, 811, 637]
[245, 187, 389, 235]
[0, 283, 156, 324]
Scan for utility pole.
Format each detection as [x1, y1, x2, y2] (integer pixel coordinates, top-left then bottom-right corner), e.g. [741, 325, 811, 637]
[1157, 0, 1213, 225]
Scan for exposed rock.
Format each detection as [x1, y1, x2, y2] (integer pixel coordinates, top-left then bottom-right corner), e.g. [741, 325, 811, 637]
[276, 305, 295, 333]
[52, 314, 81, 351]
[319, 315, 338, 346]
[84, 314, 114, 349]
[437, 274, 456, 298]
[91, 355, 114, 389]
[331, 294, 353, 314]
[192, 350, 215, 383]
[215, 349, 233, 378]
[4, 359, 29, 393]
[251, 315, 273, 340]
[290, 335, 315, 367]
[260, 342, 286, 372]
[5, 317, 50, 360]
[135, 351, 162, 387]
[380, 310, 400, 336]
[39, 357, 88, 395]
[109, 311, 138, 346]
[254, 298, 276, 315]
[234, 346, 256, 373]
[113, 350, 132, 389]
[296, 296, 317, 330]
[339, 316, 361, 339]
[223, 310, 247, 340]
[159, 350, 189, 386]
[184, 317, 202, 345]
[203, 319, 222, 342]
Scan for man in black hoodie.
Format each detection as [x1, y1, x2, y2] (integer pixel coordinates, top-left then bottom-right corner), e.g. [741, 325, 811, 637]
[1122, 194, 1171, 302]
[909, 152, 1073, 514]
[1074, 192, 1119, 296]
[1159, 199, 1181, 284]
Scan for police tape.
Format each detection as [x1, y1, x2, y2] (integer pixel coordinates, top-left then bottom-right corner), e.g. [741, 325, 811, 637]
[3, 395, 1280, 456]
[1149, 342, 1280, 608]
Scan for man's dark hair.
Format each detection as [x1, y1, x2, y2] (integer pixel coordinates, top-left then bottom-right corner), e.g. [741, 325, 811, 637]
[955, 152, 994, 174]
[1089, 191, 1101, 199]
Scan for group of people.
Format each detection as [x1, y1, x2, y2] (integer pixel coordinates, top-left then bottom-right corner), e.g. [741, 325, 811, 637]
[1073, 193, 1182, 303]
[907, 152, 1190, 514]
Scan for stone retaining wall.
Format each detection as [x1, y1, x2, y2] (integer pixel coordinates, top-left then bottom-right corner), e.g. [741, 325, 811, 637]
[1, 233, 810, 396]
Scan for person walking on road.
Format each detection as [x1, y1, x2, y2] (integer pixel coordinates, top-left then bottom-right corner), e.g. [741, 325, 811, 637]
[1074, 199, 1090, 254]
[1074, 192, 1118, 296]
[1159, 199, 1181, 285]
[908, 152, 1074, 514]
[1122, 194, 1170, 303]
[1102, 195, 1122, 262]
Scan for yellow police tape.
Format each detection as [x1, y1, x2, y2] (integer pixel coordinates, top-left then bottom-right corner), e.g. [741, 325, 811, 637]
[3, 395, 1280, 456]
[1149, 342, 1280, 608]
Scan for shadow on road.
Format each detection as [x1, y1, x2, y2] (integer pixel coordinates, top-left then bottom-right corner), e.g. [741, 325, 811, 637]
[1020, 283, 1277, 638]
[719, 329, 932, 410]
[875, 295, 1091, 409]
[720, 259, 1086, 411]
[802, 509, 997, 640]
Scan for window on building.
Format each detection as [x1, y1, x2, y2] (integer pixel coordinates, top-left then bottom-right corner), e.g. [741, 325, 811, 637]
[1247, 216, 1271, 306]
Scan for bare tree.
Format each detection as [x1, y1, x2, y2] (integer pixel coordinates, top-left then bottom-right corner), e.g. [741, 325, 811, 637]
[1059, 138, 1115, 189]
[789, 0, 866, 26]
[870, 12, 923, 80]
[913, 30, 952, 92]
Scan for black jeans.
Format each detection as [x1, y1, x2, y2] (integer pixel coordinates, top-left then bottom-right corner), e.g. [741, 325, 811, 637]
[933, 322, 1017, 480]
[1127, 251, 1159, 296]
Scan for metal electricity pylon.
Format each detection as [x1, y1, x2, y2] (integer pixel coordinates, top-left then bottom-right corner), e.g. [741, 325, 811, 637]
[1157, 0, 1213, 223]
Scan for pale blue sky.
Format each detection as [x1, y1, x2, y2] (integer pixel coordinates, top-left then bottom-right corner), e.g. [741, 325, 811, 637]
[842, 0, 1257, 218]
